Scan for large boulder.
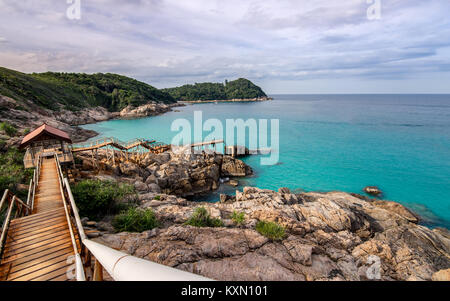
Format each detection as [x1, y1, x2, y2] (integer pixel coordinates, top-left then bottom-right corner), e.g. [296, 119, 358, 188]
[134, 180, 148, 192]
[221, 156, 253, 177]
[120, 162, 142, 177]
[147, 183, 161, 193]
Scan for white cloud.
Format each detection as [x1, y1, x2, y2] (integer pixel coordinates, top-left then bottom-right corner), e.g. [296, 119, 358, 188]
[0, 0, 449, 93]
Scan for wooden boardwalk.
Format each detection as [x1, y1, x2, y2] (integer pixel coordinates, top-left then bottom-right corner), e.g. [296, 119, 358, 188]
[0, 158, 77, 281]
[72, 138, 159, 153]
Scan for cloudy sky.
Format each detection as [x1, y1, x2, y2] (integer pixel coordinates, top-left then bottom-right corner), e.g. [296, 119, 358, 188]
[0, 0, 449, 93]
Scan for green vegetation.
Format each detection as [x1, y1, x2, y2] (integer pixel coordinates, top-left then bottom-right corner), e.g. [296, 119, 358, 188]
[0, 148, 33, 200]
[163, 78, 267, 101]
[231, 211, 246, 226]
[112, 207, 159, 233]
[71, 179, 136, 220]
[0, 122, 18, 137]
[153, 195, 161, 201]
[0, 67, 266, 111]
[255, 221, 286, 241]
[185, 207, 224, 228]
[0, 67, 175, 112]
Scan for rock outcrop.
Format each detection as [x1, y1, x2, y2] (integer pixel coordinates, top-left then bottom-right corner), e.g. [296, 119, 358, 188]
[94, 187, 450, 281]
[119, 103, 181, 119]
[364, 186, 383, 197]
[221, 155, 253, 177]
[75, 150, 253, 197]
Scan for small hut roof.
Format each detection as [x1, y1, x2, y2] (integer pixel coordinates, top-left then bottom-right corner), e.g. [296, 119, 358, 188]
[20, 124, 72, 149]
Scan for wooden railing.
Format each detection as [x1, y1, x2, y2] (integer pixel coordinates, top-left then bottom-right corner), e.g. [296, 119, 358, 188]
[0, 190, 32, 258]
[54, 155, 209, 281]
[24, 147, 72, 169]
[26, 155, 42, 212]
[55, 155, 86, 281]
[23, 147, 43, 168]
[72, 137, 165, 153]
[71, 137, 126, 152]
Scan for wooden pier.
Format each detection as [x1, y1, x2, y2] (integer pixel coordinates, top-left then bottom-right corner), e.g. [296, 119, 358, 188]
[0, 125, 210, 282]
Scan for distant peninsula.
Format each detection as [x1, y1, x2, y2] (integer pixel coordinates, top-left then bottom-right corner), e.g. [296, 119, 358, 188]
[162, 78, 271, 102]
[0, 67, 271, 145]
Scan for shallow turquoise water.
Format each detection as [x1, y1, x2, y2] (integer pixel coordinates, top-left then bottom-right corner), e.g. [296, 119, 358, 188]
[82, 95, 450, 228]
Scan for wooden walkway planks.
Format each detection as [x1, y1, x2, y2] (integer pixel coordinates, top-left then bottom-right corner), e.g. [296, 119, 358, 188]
[0, 157, 76, 281]
[71, 138, 161, 153]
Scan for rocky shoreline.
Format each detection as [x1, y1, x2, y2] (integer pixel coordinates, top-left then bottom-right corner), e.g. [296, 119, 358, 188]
[75, 149, 253, 198]
[0, 95, 183, 146]
[91, 185, 450, 281]
[74, 150, 450, 281]
[179, 96, 273, 104]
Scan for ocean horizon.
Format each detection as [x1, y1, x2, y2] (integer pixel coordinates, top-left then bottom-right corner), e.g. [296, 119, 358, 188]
[82, 94, 450, 229]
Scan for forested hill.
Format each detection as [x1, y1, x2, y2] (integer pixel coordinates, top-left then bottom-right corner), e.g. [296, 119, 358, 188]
[162, 78, 268, 101]
[0, 67, 175, 112]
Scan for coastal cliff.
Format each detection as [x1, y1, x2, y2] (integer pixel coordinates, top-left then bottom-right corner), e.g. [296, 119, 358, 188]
[93, 186, 450, 281]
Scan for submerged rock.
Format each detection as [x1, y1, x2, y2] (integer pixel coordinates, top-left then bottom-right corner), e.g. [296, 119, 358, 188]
[364, 186, 383, 196]
[228, 180, 239, 187]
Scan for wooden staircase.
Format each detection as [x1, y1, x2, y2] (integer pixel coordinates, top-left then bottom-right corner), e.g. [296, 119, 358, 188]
[0, 158, 78, 281]
[0, 154, 207, 282]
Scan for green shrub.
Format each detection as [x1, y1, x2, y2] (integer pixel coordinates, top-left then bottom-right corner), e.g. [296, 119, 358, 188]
[22, 128, 30, 135]
[0, 122, 17, 137]
[231, 211, 246, 226]
[185, 207, 224, 228]
[255, 221, 286, 241]
[71, 179, 135, 220]
[112, 207, 159, 233]
[0, 147, 33, 199]
[154, 195, 161, 200]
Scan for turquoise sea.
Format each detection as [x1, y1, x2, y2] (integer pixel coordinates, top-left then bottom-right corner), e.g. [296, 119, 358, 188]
[81, 95, 450, 229]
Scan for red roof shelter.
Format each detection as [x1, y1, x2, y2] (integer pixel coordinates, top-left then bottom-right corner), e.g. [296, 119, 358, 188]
[20, 124, 74, 168]
[20, 124, 72, 149]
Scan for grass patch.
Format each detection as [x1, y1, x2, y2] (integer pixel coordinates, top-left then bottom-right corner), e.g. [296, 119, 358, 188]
[153, 195, 161, 200]
[71, 179, 136, 220]
[0, 122, 17, 137]
[112, 207, 159, 233]
[185, 207, 224, 228]
[255, 221, 286, 241]
[231, 211, 246, 226]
